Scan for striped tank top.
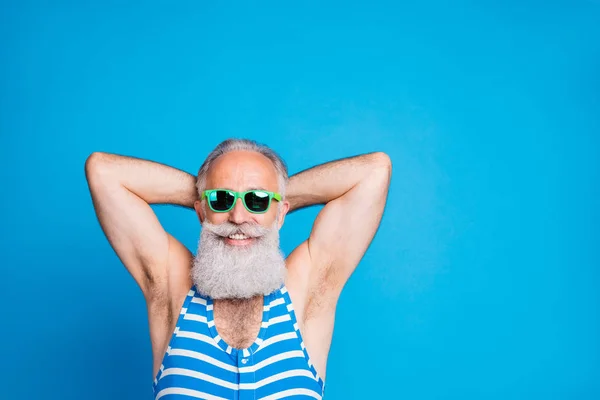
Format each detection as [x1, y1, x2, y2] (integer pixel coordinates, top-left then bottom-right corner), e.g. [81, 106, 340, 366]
[153, 285, 325, 400]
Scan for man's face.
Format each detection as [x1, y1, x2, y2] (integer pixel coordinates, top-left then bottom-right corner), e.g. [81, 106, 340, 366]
[191, 150, 290, 299]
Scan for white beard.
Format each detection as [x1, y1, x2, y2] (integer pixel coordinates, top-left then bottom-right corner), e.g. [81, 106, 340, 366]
[191, 220, 287, 299]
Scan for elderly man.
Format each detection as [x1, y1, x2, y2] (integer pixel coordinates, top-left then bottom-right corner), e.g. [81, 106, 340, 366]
[85, 139, 391, 400]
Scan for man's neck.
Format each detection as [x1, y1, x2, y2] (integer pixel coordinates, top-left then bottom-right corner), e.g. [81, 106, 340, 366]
[214, 295, 262, 310]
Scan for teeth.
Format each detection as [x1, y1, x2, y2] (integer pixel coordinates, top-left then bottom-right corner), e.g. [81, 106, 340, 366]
[228, 233, 249, 240]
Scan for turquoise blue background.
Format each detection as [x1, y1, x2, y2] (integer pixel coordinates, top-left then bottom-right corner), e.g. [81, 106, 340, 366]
[1, 1, 599, 399]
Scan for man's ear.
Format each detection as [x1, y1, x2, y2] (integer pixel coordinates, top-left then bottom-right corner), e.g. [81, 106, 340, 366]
[194, 200, 205, 224]
[277, 200, 290, 229]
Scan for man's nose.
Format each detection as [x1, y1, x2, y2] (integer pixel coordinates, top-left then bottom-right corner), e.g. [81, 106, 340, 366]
[228, 198, 250, 224]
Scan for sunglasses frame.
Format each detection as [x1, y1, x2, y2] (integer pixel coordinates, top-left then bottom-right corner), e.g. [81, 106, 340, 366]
[201, 189, 282, 214]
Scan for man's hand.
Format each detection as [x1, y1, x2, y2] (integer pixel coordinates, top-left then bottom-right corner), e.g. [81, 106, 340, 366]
[286, 152, 392, 295]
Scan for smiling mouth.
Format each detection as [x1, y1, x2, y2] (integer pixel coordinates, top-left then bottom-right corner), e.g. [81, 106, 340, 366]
[228, 233, 250, 240]
[222, 233, 256, 246]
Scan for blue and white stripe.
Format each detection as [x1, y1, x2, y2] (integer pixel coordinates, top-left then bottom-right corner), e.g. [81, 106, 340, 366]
[153, 286, 325, 399]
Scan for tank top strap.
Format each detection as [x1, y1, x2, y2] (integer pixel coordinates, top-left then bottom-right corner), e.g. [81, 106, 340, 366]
[279, 285, 326, 393]
[152, 286, 197, 390]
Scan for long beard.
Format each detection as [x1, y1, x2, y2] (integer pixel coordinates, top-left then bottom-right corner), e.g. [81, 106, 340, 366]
[191, 220, 287, 299]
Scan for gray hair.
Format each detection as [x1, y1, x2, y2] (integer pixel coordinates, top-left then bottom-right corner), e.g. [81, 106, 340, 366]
[196, 138, 289, 198]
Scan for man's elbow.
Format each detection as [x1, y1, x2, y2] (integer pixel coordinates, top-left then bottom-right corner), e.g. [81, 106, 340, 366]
[362, 152, 391, 191]
[85, 152, 116, 184]
[371, 152, 392, 177]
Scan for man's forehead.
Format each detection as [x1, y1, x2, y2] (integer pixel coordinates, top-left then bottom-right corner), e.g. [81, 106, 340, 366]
[206, 151, 278, 189]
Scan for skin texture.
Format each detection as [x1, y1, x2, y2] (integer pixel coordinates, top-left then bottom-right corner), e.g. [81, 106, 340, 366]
[85, 147, 392, 384]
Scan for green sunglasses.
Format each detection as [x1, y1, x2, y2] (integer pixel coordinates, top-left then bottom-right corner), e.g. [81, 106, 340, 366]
[202, 189, 282, 214]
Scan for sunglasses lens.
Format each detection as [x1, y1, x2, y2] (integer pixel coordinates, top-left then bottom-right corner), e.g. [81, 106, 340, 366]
[245, 191, 270, 212]
[209, 190, 235, 211]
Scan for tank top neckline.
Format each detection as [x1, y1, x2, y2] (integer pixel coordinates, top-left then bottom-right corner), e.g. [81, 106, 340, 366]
[196, 285, 282, 358]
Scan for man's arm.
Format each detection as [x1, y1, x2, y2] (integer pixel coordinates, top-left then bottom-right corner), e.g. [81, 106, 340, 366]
[84, 152, 197, 300]
[286, 152, 392, 293]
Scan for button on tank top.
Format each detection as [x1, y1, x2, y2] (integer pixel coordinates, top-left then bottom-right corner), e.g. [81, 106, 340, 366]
[153, 285, 325, 400]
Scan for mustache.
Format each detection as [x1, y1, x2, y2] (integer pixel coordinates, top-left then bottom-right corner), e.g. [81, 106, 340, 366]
[202, 221, 271, 238]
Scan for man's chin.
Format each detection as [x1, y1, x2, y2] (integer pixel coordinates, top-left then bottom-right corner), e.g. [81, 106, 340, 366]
[192, 227, 285, 299]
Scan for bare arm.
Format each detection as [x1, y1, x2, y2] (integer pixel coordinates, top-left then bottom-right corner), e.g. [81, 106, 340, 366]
[287, 152, 392, 292]
[84, 152, 197, 299]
